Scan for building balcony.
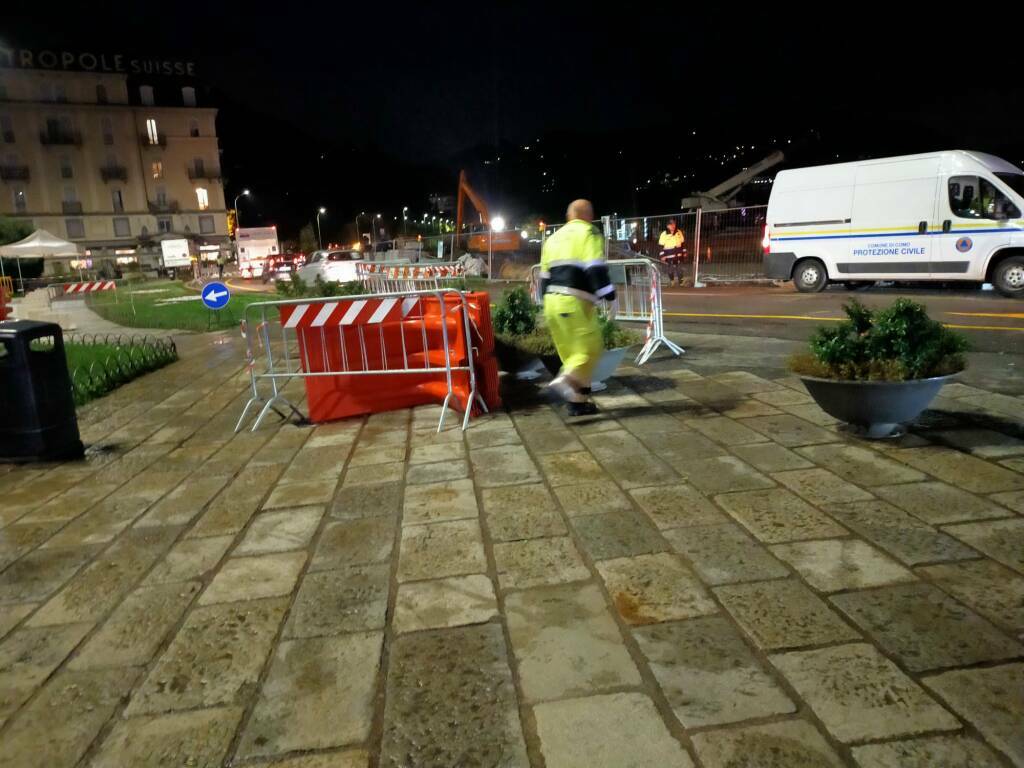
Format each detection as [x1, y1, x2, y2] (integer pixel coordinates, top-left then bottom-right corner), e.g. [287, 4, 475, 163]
[40, 130, 82, 146]
[148, 200, 180, 214]
[100, 165, 128, 182]
[0, 165, 30, 182]
[140, 132, 168, 148]
[187, 166, 222, 181]
[62, 201, 83, 214]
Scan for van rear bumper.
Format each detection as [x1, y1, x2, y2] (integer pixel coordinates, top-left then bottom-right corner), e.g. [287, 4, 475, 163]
[764, 252, 797, 279]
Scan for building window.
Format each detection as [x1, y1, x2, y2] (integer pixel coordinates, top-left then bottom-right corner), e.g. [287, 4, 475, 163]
[151, 160, 163, 179]
[140, 85, 154, 106]
[146, 118, 159, 144]
[101, 117, 113, 145]
[189, 119, 199, 137]
[0, 115, 13, 143]
[113, 217, 131, 237]
[193, 157, 205, 176]
[199, 215, 215, 234]
[111, 189, 124, 213]
[0, 81, 7, 100]
[12, 188, 26, 213]
[196, 187, 209, 211]
[156, 186, 167, 206]
[96, 84, 108, 104]
[59, 155, 73, 179]
[157, 217, 172, 234]
[65, 218, 85, 239]
[63, 184, 77, 203]
[182, 87, 196, 107]
[54, 83, 67, 103]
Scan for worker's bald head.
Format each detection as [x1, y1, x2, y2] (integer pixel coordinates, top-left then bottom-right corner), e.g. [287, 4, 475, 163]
[566, 199, 594, 223]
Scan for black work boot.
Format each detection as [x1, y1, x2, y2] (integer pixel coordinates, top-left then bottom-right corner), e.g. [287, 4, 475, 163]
[567, 400, 599, 417]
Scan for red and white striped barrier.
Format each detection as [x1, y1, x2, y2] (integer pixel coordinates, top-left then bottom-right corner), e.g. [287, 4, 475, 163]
[279, 296, 424, 329]
[357, 263, 464, 279]
[63, 281, 117, 293]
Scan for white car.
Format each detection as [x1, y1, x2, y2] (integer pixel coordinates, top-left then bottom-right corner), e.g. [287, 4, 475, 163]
[295, 249, 362, 285]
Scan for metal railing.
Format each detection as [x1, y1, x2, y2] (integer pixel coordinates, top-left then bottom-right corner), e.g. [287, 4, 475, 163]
[356, 262, 466, 293]
[529, 258, 683, 365]
[100, 165, 128, 182]
[39, 129, 82, 146]
[235, 288, 485, 433]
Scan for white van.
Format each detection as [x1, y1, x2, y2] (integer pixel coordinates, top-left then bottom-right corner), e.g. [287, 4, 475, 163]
[763, 150, 1024, 297]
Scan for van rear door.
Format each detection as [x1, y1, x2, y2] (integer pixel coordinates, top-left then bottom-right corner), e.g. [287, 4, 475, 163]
[846, 158, 939, 279]
[934, 174, 1018, 278]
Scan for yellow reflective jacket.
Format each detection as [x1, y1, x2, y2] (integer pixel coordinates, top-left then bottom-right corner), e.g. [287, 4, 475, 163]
[539, 219, 616, 303]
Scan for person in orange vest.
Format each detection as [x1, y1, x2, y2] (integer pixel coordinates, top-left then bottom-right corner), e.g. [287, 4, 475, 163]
[658, 218, 686, 286]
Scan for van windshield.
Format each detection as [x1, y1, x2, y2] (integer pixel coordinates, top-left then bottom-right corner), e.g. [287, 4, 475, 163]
[995, 172, 1024, 199]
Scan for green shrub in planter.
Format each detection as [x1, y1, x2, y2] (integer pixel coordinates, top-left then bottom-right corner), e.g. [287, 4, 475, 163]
[493, 286, 539, 336]
[790, 298, 968, 381]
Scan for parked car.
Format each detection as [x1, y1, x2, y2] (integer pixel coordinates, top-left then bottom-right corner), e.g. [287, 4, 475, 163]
[262, 252, 304, 283]
[295, 249, 362, 285]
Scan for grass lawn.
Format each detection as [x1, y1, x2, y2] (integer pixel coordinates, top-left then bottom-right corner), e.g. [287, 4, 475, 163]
[86, 279, 269, 332]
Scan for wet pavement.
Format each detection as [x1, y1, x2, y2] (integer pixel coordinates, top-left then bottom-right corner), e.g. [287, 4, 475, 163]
[1, 331, 1023, 767]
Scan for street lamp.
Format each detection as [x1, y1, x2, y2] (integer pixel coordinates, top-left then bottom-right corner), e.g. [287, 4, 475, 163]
[316, 207, 326, 250]
[488, 215, 506, 279]
[355, 211, 367, 247]
[374, 213, 381, 249]
[402, 206, 408, 235]
[234, 188, 250, 228]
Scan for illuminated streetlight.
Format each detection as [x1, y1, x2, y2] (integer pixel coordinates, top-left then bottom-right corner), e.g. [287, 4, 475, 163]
[491, 215, 506, 233]
[316, 207, 326, 250]
[234, 188, 251, 228]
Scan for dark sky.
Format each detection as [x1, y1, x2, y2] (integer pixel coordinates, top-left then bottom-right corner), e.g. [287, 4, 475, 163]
[6, 4, 1024, 240]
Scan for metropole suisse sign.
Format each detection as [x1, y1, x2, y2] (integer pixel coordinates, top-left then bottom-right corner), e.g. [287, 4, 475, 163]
[0, 47, 195, 77]
[201, 282, 230, 310]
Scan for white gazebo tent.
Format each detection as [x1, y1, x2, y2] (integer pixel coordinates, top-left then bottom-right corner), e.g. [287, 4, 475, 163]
[0, 229, 84, 289]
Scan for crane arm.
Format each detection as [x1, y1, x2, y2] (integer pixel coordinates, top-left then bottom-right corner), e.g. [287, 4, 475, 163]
[455, 170, 491, 235]
[703, 151, 785, 200]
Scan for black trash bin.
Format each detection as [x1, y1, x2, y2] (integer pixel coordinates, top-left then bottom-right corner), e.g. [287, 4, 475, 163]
[0, 320, 84, 461]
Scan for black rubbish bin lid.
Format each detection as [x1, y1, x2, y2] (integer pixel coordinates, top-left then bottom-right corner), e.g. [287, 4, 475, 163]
[0, 320, 62, 339]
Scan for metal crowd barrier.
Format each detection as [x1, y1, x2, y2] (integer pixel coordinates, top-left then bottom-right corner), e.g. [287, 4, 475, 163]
[529, 258, 683, 366]
[357, 262, 466, 293]
[235, 288, 485, 434]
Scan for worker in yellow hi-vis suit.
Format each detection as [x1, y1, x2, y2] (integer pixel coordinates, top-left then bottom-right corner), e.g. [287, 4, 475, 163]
[539, 199, 616, 416]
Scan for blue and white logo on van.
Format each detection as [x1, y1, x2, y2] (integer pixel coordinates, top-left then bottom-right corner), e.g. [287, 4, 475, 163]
[955, 237, 973, 253]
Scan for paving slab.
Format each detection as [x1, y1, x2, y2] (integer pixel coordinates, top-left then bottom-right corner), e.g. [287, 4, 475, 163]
[831, 582, 1023, 672]
[571, 511, 668, 560]
[0, 667, 140, 768]
[380, 622, 527, 767]
[280, 447, 351, 483]
[851, 734, 1006, 768]
[144, 535, 233, 585]
[393, 574, 498, 633]
[505, 582, 640, 702]
[0, 603, 35, 642]
[672, 455, 776, 495]
[597, 552, 717, 625]
[408, 440, 466, 465]
[494, 536, 590, 590]
[69, 581, 200, 669]
[942, 517, 1024, 575]
[90, 706, 243, 768]
[715, 578, 861, 650]
[729, 442, 815, 473]
[481, 483, 567, 541]
[873, 480, 1013, 525]
[310, 518, 396, 571]
[894, 446, 1024, 493]
[582, 430, 680, 488]
[135, 475, 231, 528]
[634, 616, 795, 727]
[237, 632, 383, 759]
[405, 458, 469, 484]
[330, 480, 403, 520]
[824, 499, 979, 566]
[692, 720, 844, 768]
[0, 544, 101, 605]
[126, 597, 287, 715]
[521, 428, 586, 455]
[796, 443, 926, 486]
[263, 478, 338, 509]
[715, 488, 848, 543]
[922, 663, 1024, 766]
[0, 622, 91, 725]
[234, 506, 324, 555]
[397, 519, 487, 582]
[990, 488, 1024, 514]
[534, 692, 694, 768]
[629, 484, 728, 530]
[187, 465, 284, 538]
[659, 432, 729, 462]
[539, 450, 610, 487]
[469, 444, 541, 487]
[917, 558, 1024, 633]
[665, 522, 789, 585]
[739, 414, 839, 447]
[285, 564, 390, 638]
[198, 551, 306, 605]
[931, 427, 1024, 458]
[402, 478, 478, 525]
[552, 481, 634, 517]
[770, 539, 916, 593]
[41, 494, 152, 549]
[773, 468, 874, 507]
[688, 415, 770, 446]
[770, 643, 958, 744]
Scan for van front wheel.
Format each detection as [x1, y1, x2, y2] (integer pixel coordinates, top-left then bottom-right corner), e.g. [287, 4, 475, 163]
[793, 259, 828, 293]
[993, 256, 1024, 298]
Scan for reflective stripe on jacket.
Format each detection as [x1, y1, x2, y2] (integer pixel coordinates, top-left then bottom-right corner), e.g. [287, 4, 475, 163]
[539, 219, 616, 303]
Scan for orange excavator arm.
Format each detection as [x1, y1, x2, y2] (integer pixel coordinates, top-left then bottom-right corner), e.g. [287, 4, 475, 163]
[455, 170, 491, 235]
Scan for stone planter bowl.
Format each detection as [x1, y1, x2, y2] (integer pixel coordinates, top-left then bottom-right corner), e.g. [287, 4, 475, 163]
[800, 374, 953, 439]
[540, 347, 630, 393]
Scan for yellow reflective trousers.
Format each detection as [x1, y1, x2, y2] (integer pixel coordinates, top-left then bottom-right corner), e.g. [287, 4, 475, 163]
[543, 292, 603, 383]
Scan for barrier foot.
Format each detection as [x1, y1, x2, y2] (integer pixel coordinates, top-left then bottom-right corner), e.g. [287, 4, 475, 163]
[635, 335, 685, 366]
[251, 395, 303, 433]
[234, 397, 259, 433]
[437, 393, 454, 434]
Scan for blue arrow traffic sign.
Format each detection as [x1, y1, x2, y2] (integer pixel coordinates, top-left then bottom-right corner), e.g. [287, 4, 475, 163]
[201, 281, 231, 310]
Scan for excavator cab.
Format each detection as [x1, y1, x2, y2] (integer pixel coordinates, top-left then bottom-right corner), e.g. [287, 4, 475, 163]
[456, 171, 521, 253]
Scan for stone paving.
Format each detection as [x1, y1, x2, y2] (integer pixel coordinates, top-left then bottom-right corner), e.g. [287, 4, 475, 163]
[1, 333, 1024, 767]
